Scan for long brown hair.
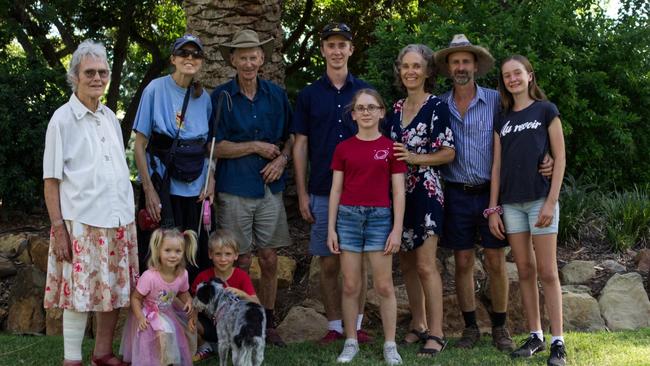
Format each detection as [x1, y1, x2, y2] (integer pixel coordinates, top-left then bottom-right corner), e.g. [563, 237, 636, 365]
[498, 55, 547, 113]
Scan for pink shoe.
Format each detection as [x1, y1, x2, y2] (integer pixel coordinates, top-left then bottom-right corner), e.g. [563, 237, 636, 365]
[319, 330, 345, 345]
[357, 329, 374, 344]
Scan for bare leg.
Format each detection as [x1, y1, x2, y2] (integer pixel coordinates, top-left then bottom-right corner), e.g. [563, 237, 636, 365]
[94, 309, 120, 361]
[319, 255, 342, 321]
[454, 249, 476, 312]
[415, 236, 444, 351]
[358, 255, 368, 320]
[367, 251, 397, 342]
[257, 248, 278, 311]
[508, 232, 541, 331]
[340, 251, 363, 339]
[399, 250, 427, 342]
[483, 247, 509, 313]
[532, 233, 563, 336]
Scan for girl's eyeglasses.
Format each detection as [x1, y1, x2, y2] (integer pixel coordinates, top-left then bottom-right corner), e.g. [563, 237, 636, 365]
[353, 104, 383, 113]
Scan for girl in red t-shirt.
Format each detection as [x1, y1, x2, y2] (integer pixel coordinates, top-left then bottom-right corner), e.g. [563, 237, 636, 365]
[327, 88, 407, 364]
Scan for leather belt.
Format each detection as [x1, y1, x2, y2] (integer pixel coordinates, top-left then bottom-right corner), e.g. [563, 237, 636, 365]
[445, 181, 490, 194]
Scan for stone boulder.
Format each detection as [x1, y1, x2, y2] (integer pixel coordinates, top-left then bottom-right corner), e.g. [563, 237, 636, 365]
[0, 233, 31, 264]
[45, 308, 64, 336]
[506, 261, 519, 281]
[29, 236, 50, 273]
[7, 296, 45, 334]
[635, 249, 650, 273]
[484, 281, 549, 335]
[276, 306, 328, 343]
[249, 255, 296, 289]
[599, 272, 650, 330]
[599, 259, 626, 273]
[561, 287, 606, 331]
[560, 260, 596, 285]
[561, 285, 591, 294]
[301, 298, 325, 315]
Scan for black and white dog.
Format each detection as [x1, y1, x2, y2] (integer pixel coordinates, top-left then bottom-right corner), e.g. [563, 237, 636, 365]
[194, 278, 266, 366]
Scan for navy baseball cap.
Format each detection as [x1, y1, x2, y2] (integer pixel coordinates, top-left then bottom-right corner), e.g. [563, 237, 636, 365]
[171, 34, 204, 52]
[320, 23, 353, 41]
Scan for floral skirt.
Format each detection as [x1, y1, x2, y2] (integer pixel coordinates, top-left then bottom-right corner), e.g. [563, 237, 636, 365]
[43, 220, 139, 312]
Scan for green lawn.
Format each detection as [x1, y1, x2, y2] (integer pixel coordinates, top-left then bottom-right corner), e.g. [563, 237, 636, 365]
[1, 329, 649, 365]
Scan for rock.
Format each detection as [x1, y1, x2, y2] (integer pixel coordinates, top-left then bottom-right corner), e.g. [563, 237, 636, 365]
[249, 255, 296, 289]
[506, 261, 519, 281]
[562, 290, 606, 331]
[7, 295, 45, 333]
[45, 308, 64, 336]
[0, 259, 17, 278]
[0, 233, 32, 264]
[634, 249, 650, 273]
[561, 285, 592, 295]
[504, 281, 549, 334]
[366, 284, 411, 325]
[276, 306, 328, 343]
[29, 236, 50, 273]
[442, 294, 491, 335]
[445, 255, 485, 279]
[599, 259, 626, 273]
[301, 298, 325, 314]
[599, 272, 650, 330]
[560, 260, 596, 284]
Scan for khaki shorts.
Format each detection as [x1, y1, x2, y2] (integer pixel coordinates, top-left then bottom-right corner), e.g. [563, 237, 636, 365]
[216, 186, 291, 254]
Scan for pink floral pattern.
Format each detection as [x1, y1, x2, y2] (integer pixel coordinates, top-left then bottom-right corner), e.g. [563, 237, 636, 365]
[43, 221, 139, 312]
[387, 95, 454, 251]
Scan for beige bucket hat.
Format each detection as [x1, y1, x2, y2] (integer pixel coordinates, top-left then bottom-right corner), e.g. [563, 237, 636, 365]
[219, 29, 274, 67]
[434, 34, 495, 77]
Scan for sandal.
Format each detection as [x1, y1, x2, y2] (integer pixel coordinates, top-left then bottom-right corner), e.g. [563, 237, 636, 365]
[91, 353, 128, 366]
[400, 328, 429, 345]
[417, 335, 448, 357]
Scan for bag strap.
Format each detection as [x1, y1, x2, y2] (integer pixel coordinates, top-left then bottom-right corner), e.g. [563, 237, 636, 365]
[167, 81, 194, 167]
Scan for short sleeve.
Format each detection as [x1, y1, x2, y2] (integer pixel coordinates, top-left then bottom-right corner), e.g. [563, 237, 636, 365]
[292, 90, 310, 135]
[330, 143, 345, 171]
[431, 100, 454, 150]
[545, 102, 561, 127]
[43, 119, 64, 180]
[136, 270, 154, 297]
[389, 145, 408, 174]
[178, 270, 189, 293]
[232, 268, 256, 296]
[132, 85, 155, 138]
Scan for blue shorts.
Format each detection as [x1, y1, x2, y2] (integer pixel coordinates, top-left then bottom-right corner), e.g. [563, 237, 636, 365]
[336, 205, 392, 253]
[441, 184, 508, 251]
[503, 198, 559, 235]
[308, 194, 332, 256]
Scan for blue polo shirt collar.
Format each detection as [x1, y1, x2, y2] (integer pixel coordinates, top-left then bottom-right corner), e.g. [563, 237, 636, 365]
[321, 72, 355, 90]
[226, 77, 270, 100]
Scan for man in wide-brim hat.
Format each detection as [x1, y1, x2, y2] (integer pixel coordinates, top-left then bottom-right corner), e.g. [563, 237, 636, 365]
[211, 29, 293, 348]
[436, 33, 513, 352]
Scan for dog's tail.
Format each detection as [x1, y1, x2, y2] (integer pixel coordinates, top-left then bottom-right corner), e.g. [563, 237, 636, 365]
[234, 303, 266, 348]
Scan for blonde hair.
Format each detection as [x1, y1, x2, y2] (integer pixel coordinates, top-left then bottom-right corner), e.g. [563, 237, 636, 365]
[147, 228, 198, 274]
[208, 229, 240, 254]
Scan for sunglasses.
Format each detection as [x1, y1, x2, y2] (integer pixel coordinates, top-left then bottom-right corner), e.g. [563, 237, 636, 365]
[322, 22, 351, 33]
[353, 104, 383, 113]
[173, 48, 204, 59]
[83, 69, 109, 79]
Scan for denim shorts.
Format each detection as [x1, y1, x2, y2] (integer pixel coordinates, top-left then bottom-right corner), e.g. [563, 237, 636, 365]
[308, 194, 332, 257]
[502, 198, 560, 235]
[336, 205, 392, 253]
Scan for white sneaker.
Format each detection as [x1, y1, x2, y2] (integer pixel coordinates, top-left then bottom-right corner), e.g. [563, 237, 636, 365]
[383, 342, 402, 365]
[336, 339, 359, 363]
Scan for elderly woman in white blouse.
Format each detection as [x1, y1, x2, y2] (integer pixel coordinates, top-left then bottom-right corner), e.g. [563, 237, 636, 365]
[43, 40, 137, 366]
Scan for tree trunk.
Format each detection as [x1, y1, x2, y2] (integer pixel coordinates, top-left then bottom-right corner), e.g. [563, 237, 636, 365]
[183, 0, 286, 89]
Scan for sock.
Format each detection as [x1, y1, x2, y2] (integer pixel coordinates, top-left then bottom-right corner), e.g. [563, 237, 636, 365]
[490, 312, 507, 327]
[63, 310, 89, 361]
[384, 341, 397, 348]
[531, 330, 544, 340]
[265, 308, 275, 328]
[462, 310, 477, 328]
[328, 319, 344, 333]
[356, 314, 364, 331]
[551, 336, 564, 345]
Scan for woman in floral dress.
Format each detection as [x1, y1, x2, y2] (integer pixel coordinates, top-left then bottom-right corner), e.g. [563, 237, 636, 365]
[385, 44, 455, 356]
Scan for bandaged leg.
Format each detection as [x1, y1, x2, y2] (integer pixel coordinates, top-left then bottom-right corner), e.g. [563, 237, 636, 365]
[63, 309, 88, 361]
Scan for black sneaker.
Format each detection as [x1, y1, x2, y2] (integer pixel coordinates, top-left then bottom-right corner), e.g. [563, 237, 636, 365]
[547, 340, 567, 366]
[510, 334, 546, 358]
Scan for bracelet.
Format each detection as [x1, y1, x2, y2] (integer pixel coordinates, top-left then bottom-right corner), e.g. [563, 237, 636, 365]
[52, 219, 64, 227]
[281, 153, 290, 163]
[482, 206, 503, 219]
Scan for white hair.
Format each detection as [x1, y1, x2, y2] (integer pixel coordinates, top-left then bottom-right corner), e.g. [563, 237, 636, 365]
[66, 40, 110, 92]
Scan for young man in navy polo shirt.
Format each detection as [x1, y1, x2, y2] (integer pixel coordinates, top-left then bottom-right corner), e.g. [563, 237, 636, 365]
[292, 23, 373, 344]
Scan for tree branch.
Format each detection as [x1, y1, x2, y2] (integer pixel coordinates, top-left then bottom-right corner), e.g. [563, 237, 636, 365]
[282, 0, 314, 53]
[106, 1, 136, 112]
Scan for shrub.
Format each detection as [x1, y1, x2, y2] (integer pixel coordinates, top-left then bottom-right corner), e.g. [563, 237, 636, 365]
[599, 187, 650, 252]
[558, 175, 598, 247]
